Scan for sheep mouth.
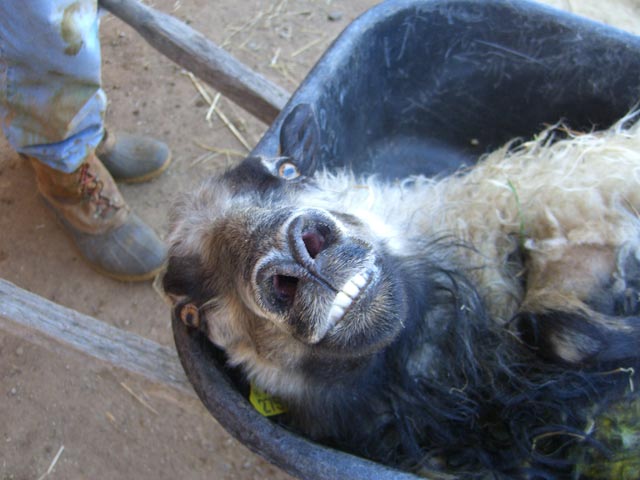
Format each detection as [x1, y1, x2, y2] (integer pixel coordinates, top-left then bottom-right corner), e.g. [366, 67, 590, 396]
[309, 266, 378, 344]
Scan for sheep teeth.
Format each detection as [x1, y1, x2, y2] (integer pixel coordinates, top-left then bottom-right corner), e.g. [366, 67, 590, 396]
[342, 280, 360, 299]
[351, 273, 368, 289]
[327, 304, 346, 326]
[326, 270, 372, 323]
[309, 268, 375, 344]
[334, 291, 353, 308]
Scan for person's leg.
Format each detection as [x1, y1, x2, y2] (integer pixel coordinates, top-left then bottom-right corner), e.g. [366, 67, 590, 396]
[0, 0, 105, 172]
[0, 0, 171, 178]
[0, 0, 167, 281]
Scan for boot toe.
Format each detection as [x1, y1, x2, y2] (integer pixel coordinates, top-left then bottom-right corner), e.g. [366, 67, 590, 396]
[68, 213, 167, 282]
[97, 131, 171, 183]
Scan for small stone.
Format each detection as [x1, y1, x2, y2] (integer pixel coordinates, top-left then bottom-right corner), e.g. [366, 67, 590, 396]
[327, 11, 343, 21]
[15, 346, 24, 356]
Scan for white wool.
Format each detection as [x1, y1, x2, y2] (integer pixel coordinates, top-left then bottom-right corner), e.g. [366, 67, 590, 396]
[308, 115, 640, 321]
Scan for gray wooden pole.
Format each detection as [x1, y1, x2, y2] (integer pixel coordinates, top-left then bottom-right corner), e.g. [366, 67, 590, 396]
[0, 279, 194, 396]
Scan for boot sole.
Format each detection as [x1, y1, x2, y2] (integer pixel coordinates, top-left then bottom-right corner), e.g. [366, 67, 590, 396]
[90, 261, 166, 283]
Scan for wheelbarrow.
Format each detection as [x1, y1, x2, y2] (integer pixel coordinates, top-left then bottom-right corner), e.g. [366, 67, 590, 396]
[168, 1, 640, 479]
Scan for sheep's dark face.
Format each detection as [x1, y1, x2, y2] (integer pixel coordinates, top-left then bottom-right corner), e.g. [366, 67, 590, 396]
[167, 170, 408, 360]
[164, 105, 409, 382]
[229, 201, 406, 354]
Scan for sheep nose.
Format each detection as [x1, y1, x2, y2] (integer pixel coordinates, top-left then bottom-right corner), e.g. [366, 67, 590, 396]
[302, 229, 325, 258]
[288, 210, 339, 265]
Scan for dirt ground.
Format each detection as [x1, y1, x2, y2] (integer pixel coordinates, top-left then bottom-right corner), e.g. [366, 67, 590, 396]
[1, 1, 639, 479]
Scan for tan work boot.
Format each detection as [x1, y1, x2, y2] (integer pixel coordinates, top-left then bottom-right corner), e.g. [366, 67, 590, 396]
[30, 153, 166, 281]
[96, 131, 172, 184]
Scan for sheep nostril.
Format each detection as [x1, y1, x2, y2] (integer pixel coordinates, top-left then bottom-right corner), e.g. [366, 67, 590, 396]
[302, 230, 326, 259]
[272, 274, 299, 305]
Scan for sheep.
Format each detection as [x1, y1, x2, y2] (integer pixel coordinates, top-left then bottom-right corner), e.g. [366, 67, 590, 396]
[163, 106, 640, 478]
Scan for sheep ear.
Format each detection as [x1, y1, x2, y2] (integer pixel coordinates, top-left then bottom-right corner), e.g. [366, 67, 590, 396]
[163, 254, 205, 304]
[279, 103, 320, 176]
[163, 254, 211, 331]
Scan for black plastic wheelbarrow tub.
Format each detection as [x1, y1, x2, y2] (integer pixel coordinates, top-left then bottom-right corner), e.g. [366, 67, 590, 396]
[172, 1, 640, 479]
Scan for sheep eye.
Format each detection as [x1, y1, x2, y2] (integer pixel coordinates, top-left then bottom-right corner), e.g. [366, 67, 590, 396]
[278, 162, 300, 180]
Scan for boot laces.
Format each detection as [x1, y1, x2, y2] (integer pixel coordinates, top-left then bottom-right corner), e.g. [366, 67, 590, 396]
[78, 163, 123, 218]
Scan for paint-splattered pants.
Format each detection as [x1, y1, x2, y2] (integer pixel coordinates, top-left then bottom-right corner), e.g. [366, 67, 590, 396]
[0, 0, 106, 173]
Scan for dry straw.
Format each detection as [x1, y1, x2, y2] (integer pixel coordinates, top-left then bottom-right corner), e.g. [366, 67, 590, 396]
[120, 381, 159, 416]
[185, 72, 252, 151]
[36, 445, 65, 480]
